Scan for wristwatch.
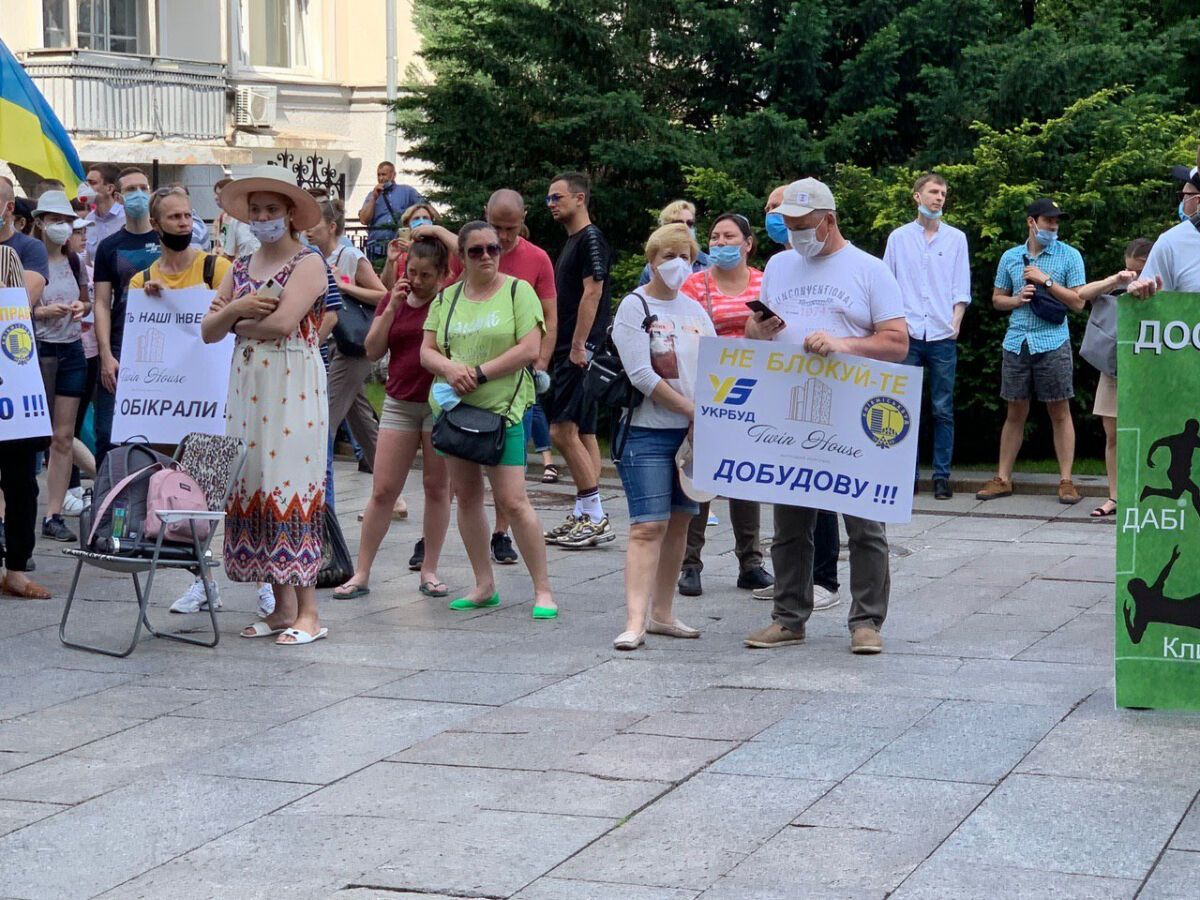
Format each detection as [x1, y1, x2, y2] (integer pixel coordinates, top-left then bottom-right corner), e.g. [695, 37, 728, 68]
[1044, 278, 1055, 288]
[475, 365, 488, 385]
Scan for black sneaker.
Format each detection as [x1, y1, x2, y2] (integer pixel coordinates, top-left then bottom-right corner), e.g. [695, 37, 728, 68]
[408, 538, 425, 572]
[737, 565, 775, 590]
[678, 566, 703, 597]
[42, 514, 77, 543]
[491, 532, 519, 565]
[934, 477, 953, 500]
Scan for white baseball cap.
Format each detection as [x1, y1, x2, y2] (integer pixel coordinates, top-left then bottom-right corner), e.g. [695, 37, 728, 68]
[775, 178, 837, 218]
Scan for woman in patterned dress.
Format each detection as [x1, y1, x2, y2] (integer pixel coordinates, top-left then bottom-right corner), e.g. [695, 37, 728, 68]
[201, 166, 330, 645]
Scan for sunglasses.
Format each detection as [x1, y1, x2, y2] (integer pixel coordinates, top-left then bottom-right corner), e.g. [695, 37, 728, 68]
[466, 243, 503, 259]
[545, 193, 566, 205]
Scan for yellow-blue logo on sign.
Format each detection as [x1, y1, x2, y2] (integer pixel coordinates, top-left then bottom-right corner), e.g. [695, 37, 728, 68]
[861, 396, 911, 448]
[0, 323, 34, 365]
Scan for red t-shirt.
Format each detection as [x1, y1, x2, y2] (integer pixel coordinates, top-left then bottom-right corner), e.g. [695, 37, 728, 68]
[681, 267, 764, 338]
[376, 296, 436, 402]
[448, 236, 557, 301]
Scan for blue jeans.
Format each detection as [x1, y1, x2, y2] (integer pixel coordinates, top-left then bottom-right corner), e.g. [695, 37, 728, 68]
[523, 403, 551, 453]
[904, 337, 956, 480]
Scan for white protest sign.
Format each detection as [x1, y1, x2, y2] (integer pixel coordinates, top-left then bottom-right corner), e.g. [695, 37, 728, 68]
[692, 337, 923, 524]
[112, 287, 234, 444]
[0, 287, 51, 440]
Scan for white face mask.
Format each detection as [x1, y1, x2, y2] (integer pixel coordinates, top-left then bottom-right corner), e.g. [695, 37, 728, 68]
[44, 221, 73, 246]
[655, 256, 692, 292]
[788, 222, 827, 258]
[249, 217, 289, 244]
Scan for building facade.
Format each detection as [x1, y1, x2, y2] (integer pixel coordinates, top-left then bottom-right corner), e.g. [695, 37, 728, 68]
[0, 0, 427, 221]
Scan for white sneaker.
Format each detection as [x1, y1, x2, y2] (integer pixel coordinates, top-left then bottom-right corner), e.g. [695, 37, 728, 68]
[814, 585, 841, 611]
[706, 512, 719, 526]
[61, 488, 87, 518]
[752, 585, 775, 601]
[169, 578, 222, 614]
[257, 583, 276, 618]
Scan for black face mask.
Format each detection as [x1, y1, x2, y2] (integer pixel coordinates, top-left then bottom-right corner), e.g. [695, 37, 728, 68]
[160, 230, 192, 252]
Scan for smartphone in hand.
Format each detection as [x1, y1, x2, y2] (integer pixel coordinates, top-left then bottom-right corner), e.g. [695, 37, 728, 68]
[745, 299, 782, 322]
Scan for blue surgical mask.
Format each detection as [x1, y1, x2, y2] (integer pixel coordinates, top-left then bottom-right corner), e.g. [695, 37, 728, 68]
[1035, 229, 1058, 247]
[918, 204, 942, 220]
[708, 245, 743, 270]
[432, 382, 460, 410]
[409, 217, 432, 229]
[123, 190, 150, 219]
[765, 212, 789, 246]
[1180, 201, 1189, 223]
[249, 217, 288, 244]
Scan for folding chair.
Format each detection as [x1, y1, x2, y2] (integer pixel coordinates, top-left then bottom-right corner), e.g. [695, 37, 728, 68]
[59, 433, 247, 658]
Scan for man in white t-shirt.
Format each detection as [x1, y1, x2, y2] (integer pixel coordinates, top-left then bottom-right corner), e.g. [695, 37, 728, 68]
[743, 178, 909, 655]
[1129, 160, 1200, 298]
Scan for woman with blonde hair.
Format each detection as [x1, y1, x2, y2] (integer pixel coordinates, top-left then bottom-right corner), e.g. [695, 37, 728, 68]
[382, 202, 440, 289]
[611, 223, 716, 650]
[636, 200, 709, 286]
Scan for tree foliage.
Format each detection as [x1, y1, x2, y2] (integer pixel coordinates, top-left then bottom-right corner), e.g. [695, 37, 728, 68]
[398, 0, 1200, 459]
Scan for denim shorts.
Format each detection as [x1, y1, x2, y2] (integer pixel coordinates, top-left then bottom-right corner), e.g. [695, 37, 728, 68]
[1001, 342, 1074, 402]
[617, 426, 698, 524]
[37, 339, 87, 400]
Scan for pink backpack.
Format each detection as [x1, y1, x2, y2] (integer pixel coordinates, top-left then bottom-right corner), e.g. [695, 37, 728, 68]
[144, 467, 212, 543]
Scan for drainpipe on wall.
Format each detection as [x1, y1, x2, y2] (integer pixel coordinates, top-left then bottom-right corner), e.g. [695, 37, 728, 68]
[384, 0, 398, 166]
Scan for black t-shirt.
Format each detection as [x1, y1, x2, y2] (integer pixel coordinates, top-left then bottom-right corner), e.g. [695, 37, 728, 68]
[552, 223, 612, 358]
[93, 227, 161, 354]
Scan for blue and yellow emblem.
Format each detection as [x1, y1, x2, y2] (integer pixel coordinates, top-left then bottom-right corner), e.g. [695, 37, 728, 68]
[0, 322, 34, 365]
[861, 396, 911, 449]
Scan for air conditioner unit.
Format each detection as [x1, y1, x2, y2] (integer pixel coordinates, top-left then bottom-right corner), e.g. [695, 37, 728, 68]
[234, 85, 278, 128]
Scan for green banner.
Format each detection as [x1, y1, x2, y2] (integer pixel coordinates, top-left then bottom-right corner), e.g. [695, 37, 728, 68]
[1117, 292, 1200, 709]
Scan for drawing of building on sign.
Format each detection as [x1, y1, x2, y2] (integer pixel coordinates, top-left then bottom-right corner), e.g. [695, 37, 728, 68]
[137, 328, 165, 364]
[788, 378, 833, 425]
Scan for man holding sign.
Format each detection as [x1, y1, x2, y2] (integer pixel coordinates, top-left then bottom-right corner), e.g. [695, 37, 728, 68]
[742, 178, 908, 655]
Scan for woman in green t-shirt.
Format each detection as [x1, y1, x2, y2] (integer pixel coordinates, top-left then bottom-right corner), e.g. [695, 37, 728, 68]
[421, 221, 557, 618]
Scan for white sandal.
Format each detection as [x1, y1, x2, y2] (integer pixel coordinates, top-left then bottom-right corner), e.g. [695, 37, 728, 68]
[241, 622, 286, 639]
[275, 627, 328, 646]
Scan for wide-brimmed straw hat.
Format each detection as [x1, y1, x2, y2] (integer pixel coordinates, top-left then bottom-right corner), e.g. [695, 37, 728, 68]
[219, 165, 322, 231]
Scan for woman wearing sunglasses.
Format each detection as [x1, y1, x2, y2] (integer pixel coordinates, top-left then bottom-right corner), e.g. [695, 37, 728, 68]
[636, 200, 710, 287]
[420, 222, 557, 618]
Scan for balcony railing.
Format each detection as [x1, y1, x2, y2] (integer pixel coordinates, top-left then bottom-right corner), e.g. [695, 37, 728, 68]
[18, 49, 227, 141]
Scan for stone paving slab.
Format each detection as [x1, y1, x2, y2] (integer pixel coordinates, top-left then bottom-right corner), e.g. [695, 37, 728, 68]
[2, 459, 1199, 898]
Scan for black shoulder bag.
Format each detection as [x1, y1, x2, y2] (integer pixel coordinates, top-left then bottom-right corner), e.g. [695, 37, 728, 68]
[1024, 253, 1069, 326]
[583, 291, 657, 462]
[431, 279, 525, 467]
[330, 246, 374, 357]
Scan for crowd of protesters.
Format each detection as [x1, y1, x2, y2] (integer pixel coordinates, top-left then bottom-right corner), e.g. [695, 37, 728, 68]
[0, 142, 1197, 655]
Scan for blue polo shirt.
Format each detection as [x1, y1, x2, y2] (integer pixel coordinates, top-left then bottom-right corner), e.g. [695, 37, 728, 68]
[359, 182, 424, 254]
[994, 239, 1086, 354]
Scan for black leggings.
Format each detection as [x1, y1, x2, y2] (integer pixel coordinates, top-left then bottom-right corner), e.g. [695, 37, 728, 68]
[68, 355, 100, 490]
[0, 440, 40, 572]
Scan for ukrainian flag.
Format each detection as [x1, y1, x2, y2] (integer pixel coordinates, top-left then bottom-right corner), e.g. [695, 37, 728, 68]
[0, 38, 85, 197]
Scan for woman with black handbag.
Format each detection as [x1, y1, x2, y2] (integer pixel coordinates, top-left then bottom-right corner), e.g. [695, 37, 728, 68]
[309, 199, 388, 476]
[420, 222, 556, 618]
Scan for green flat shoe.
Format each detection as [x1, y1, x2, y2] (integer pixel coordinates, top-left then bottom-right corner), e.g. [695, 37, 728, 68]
[531, 605, 558, 620]
[449, 592, 500, 610]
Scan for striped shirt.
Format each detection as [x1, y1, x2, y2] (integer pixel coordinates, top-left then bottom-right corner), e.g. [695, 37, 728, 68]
[994, 239, 1086, 354]
[680, 267, 763, 338]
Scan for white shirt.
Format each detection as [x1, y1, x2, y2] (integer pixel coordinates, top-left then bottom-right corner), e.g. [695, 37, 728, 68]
[214, 213, 260, 258]
[760, 243, 905, 345]
[1142, 220, 1200, 294]
[327, 244, 366, 284]
[883, 220, 971, 341]
[612, 290, 715, 429]
[84, 203, 126, 265]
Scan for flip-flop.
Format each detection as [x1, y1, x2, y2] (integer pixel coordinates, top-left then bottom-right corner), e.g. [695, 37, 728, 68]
[542, 464, 559, 484]
[276, 627, 329, 646]
[241, 622, 286, 639]
[419, 579, 449, 598]
[1090, 499, 1118, 518]
[332, 584, 370, 600]
[0, 577, 52, 600]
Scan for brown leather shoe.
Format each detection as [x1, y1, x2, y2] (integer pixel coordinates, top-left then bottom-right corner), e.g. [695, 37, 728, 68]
[850, 627, 883, 654]
[745, 622, 806, 649]
[975, 476, 1012, 500]
[1058, 479, 1081, 505]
